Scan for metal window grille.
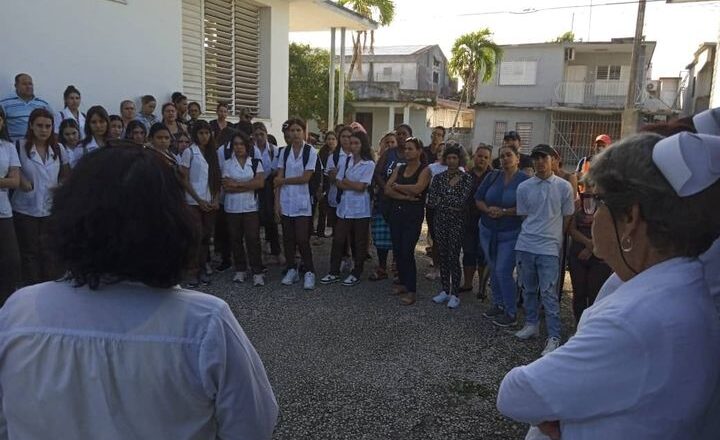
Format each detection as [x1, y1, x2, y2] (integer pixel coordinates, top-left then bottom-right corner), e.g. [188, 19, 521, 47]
[550, 111, 621, 167]
[515, 122, 533, 153]
[493, 121, 507, 148]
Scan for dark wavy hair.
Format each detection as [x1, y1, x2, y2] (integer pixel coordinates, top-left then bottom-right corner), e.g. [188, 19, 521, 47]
[442, 143, 466, 168]
[350, 130, 374, 162]
[58, 118, 81, 146]
[23, 108, 61, 160]
[81, 105, 110, 147]
[50, 142, 199, 289]
[0, 106, 11, 142]
[190, 120, 221, 196]
[124, 120, 147, 142]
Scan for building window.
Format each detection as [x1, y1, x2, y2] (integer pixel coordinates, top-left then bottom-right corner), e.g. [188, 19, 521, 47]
[498, 60, 538, 86]
[433, 71, 439, 84]
[182, 0, 260, 116]
[515, 122, 533, 152]
[493, 121, 507, 148]
[433, 57, 441, 68]
[596, 65, 622, 81]
[383, 66, 393, 76]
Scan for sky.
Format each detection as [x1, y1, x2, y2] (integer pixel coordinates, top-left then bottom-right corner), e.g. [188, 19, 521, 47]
[290, 0, 720, 78]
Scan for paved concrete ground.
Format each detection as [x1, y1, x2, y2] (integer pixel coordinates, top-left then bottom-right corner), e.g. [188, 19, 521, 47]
[199, 233, 576, 440]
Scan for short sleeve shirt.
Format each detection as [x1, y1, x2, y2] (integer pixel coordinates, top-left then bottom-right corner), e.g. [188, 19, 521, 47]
[0, 140, 21, 218]
[515, 174, 575, 257]
[11, 142, 68, 217]
[336, 158, 375, 219]
[277, 145, 317, 217]
[223, 155, 263, 213]
[181, 145, 211, 205]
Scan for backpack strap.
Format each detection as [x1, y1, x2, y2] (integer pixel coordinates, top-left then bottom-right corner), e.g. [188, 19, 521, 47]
[332, 147, 341, 169]
[282, 145, 291, 169]
[251, 158, 260, 176]
[302, 143, 311, 168]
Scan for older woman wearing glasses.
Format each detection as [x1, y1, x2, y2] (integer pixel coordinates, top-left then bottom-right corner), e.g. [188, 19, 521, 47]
[498, 131, 720, 439]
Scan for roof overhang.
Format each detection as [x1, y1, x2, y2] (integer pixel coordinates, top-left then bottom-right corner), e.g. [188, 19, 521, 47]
[289, 0, 378, 32]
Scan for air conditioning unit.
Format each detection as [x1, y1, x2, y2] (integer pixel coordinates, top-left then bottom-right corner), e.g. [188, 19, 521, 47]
[646, 80, 660, 94]
[564, 47, 575, 61]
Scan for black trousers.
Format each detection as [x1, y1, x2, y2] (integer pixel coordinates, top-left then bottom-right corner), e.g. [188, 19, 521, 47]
[13, 212, 60, 286]
[0, 217, 21, 305]
[389, 204, 424, 293]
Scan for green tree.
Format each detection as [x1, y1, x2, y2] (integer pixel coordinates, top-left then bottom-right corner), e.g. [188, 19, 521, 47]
[553, 31, 576, 43]
[337, 0, 396, 79]
[448, 29, 502, 130]
[288, 43, 351, 129]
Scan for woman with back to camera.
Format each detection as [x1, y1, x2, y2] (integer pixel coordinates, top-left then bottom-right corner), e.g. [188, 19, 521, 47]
[54, 85, 85, 135]
[0, 106, 21, 305]
[11, 108, 70, 285]
[181, 120, 221, 288]
[384, 137, 430, 305]
[320, 130, 376, 286]
[498, 132, 720, 440]
[0, 142, 278, 439]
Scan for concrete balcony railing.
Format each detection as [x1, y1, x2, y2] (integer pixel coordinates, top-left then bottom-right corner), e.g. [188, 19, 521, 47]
[348, 81, 437, 104]
[553, 80, 644, 108]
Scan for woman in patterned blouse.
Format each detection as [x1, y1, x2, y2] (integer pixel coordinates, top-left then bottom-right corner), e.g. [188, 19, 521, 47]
[426, 143, 474, 309]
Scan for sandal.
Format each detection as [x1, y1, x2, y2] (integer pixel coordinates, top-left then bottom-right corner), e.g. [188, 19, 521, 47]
[369, 268, 388, 281]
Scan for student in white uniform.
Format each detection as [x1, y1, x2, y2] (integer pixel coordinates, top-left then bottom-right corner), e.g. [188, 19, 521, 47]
[0, 107, 21, 304]
[274, 118, 318, 290]
[497, 132, 720, 440]
[124, 119, 148, 146]
[325, 125, 354, 271]
[181, 120, 221, 288]
[108, 114, 124, 140]
[53, 85, 85, 135]
[222, 131, 266, 286]
[77, 105, 110, 163]
[320, 130, 376, 286]
[252, 122, 283, 265]
[57, 119, 83, 168]
[11, 108, 69, 285]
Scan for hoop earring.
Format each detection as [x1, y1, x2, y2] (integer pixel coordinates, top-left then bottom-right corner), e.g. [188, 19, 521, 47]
[621, 236, 633, 253]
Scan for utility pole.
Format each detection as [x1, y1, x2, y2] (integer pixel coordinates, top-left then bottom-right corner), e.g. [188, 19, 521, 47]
[621, 0, 647, 137]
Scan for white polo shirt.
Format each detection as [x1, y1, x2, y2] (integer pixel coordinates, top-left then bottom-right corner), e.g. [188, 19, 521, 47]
[253, 143, 278, 176]
[336, 157, 375, 219]
[54, 108, 86, 136]
[11, 142, 68, 217]
[325, 148, 349, 208]
[181, 144, 211, 205]
[277, 144, 317, 217]
[222, 155, 263, 214]
[0, 140, 21, 218]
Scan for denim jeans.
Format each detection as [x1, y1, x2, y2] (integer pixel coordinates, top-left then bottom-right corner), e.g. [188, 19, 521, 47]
[479, 224, 519, 317]
[516, 250, 561, 338]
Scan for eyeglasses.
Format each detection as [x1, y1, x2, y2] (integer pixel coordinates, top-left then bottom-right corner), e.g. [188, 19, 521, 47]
[580, 193, 607, 215]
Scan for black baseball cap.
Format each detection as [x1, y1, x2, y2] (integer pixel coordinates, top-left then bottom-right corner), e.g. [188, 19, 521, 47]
[530, 144, 560, 159]
[503, 130, 521, 141]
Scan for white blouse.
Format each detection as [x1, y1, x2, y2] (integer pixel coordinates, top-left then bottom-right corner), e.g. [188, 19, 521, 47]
[497, 257, 720, 440]
[325, 148, 348, 208]
[54, 107, 86, 136]
[336, 157, 375, 219]
[181, 144, 211, 205]
[0, 140, 21, 218]
[277, 144, 317, 218]
[11, 142, 68, 217]
[222, 155, 263, 214]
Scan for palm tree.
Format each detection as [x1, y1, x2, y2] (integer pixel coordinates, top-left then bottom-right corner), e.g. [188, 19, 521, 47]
[448, 29, 503, 131]
[337, 0, 396, 80]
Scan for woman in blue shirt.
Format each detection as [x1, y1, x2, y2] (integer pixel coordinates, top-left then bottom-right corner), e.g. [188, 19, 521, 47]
[475, 144, 529, 327]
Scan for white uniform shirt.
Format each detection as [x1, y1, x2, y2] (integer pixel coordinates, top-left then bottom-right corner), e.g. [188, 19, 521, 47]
[336, 157, 375, 219]
[325, 148, 349, 208]
[0, 280, 278, 440]
[63, 144, 86, 169]
[277, 144, 317, 217]
[181, 144, 211, 205]
[222, 155, 263, 214]
[53, 107, 86, 136]
[497, 257, 720, 440]
[11, 142, 67, 217]
[0, 141, 21, 218]
[253, 143, 278, 176]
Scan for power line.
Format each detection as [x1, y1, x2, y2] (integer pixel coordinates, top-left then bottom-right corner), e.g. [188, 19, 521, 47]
[457, 0, 683, 16]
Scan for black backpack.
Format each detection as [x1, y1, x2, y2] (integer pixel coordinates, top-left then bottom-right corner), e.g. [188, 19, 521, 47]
[282, 143, 323, 199]
[335, 155, 353, 205]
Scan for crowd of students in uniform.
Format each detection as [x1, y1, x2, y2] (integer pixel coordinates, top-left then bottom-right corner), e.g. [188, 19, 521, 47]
[1, 71, 719, 439]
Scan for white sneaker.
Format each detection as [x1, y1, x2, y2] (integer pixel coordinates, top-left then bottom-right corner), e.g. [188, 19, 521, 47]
[303, 272, 316, 290]
[447, 295, 460, 309]
[252, 274, 265, 287]
[341, 274, 360, 286]
[232, 271, 246, 283]
[340, 257, 354, 273]
[432, 291, 449, 304]
[281, 268, 300, 285]
[541, 337, 561, 356]
[425, 269, 440, 281]
[514, 323, 540, 340]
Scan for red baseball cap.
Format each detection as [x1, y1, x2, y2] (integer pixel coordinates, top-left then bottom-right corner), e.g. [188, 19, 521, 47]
[594, 134, 611, 145]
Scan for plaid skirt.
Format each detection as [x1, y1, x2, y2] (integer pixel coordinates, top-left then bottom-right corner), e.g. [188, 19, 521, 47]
[371, 212, 392, 250]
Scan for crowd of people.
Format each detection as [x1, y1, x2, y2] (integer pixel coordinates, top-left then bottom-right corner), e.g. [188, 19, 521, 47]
[0, 72, 719, 439]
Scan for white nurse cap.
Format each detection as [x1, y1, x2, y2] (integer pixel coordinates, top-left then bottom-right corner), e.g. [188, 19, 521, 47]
[693, 107, 720, 136]
[652, 132, 720, 197]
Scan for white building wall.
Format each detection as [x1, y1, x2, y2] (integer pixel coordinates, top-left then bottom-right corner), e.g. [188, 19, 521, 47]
[0, 0, 183, 114]
[473, 108, 551, 157]
[257, 0, 289, 139]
